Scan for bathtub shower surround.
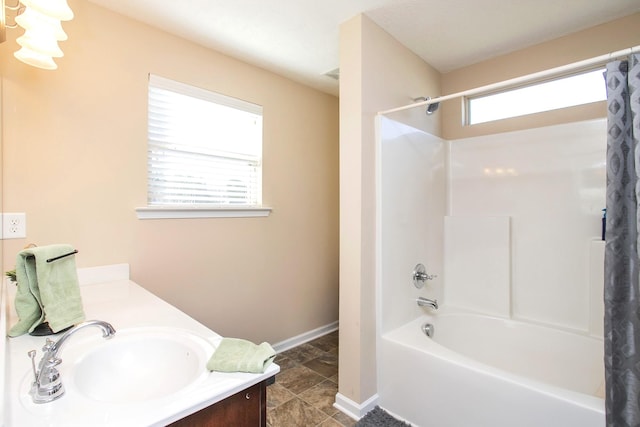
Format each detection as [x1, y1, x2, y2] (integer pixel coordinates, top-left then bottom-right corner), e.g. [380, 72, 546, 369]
[378, 116, 446, 334]
[603, 53, 640, 427]
[447, 119, 607, 333]
[443, 216, 510, 317]
[376, 117, 607, 426]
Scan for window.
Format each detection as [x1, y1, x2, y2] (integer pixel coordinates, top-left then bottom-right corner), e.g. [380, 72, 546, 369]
[467, 68, 606, 125]
[138, 75, 270, 219]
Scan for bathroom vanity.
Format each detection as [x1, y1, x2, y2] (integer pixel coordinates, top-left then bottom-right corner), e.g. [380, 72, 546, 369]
[1, 264, 278, 426]
[169, 379, 269, 426]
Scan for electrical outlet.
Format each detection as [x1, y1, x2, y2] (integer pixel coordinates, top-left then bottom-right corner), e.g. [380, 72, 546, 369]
[1, 213, 27, 239]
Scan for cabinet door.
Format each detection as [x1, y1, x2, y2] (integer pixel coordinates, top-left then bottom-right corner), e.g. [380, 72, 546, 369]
[169, 380, 267, 427]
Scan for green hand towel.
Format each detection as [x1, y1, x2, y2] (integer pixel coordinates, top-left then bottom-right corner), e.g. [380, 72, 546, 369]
[207, 338, 276, 374]
[8, 244, 85, 337]
[8, 261, 43, 337]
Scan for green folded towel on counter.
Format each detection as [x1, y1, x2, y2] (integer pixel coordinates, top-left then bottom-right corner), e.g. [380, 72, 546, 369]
[8, 244, 85, 337]
[207, 338, 276, 373]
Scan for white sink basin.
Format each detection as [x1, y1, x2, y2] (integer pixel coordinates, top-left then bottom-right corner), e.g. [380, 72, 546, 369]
[66, 327, 212, 403]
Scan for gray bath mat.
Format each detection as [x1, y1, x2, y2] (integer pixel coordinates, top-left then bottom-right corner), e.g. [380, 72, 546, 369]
[355, 406, 411, 427]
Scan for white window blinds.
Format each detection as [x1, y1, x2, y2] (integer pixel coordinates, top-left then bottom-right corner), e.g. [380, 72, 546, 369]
[147, 74, 263, 206]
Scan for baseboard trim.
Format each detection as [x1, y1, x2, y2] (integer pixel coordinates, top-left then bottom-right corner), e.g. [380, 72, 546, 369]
[272, 321, 339, 353]
[333, 392, 379, 421]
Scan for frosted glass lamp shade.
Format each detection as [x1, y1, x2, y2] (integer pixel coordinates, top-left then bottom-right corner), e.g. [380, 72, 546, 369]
[15, 7, 68, 40]
[17, 31, 64, 57]
[11, 0, 72, 70]
[19, 0, 74, 21]
[14, 47, 57, 70]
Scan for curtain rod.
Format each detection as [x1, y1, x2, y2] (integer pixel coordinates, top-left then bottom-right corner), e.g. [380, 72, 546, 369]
[378, 44, 640, 116]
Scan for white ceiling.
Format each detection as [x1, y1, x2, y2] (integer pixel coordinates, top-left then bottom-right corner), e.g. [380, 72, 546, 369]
[87, 0, 640, 96]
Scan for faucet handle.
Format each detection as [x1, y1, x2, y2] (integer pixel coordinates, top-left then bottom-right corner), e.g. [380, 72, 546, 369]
[413, 263, 437, 288]
[28, 350, 38, 384]
[42, 338, 55, 353]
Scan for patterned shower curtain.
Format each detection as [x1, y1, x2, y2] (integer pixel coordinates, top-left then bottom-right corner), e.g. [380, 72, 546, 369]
[604, 53, 640, 427]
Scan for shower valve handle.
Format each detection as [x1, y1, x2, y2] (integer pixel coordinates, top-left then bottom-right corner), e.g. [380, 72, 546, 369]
[413, 263, 437, 288]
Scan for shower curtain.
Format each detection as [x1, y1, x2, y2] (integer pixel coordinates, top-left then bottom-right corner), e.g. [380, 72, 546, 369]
[604, 53, 640, 427]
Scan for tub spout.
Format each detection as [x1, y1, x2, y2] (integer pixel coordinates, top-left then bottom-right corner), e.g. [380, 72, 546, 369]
[417, 297, 438, 310]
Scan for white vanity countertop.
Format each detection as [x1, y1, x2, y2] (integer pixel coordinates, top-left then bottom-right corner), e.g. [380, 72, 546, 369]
[2, 265, 279, 427]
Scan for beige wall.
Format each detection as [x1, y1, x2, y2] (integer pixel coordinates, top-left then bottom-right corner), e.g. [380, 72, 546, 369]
[0, 0, 339, 344]
[0, 78, 3, 275]
[338, 14, 440, 408]
[442, 13, 640, 140]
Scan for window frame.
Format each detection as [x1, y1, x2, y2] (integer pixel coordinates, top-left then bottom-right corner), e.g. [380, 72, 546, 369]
[138, 75, 271, 220]
[465, 67, 607, 125]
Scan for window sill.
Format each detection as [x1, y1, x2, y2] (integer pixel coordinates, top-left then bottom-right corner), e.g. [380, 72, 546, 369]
[136, 206, 272, 219]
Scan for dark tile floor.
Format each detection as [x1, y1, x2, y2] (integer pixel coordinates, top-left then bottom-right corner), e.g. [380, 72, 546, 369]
[267, 331, 356, 427]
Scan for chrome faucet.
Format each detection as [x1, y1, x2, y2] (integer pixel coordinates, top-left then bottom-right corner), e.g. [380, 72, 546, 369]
[416, 297, 438, 310]
[28, 320, 116, 403]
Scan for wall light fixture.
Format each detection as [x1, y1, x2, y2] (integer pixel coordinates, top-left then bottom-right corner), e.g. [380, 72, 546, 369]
[1, 0, 73, 70]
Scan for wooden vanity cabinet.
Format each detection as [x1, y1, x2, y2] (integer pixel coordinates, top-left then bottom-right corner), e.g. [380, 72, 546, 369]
[169, 377, 272, 427]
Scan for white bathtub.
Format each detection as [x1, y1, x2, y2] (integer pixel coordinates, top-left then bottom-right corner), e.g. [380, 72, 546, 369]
[378, 310, 605, 427]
